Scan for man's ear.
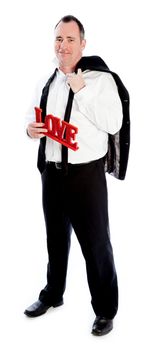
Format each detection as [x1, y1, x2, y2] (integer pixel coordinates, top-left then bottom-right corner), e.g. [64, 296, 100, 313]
[81, 39, 86, 50]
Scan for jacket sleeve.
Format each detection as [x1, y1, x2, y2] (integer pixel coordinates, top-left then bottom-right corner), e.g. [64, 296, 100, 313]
[74, 71, 123, 135]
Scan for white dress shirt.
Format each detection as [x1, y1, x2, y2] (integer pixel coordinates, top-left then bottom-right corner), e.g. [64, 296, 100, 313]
[26, 68, 123, 164]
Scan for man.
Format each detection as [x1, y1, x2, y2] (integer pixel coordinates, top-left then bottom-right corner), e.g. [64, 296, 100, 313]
[24, 15, 128, 336]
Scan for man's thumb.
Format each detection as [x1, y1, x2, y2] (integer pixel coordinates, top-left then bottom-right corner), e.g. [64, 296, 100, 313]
[77, 68, 82, 75]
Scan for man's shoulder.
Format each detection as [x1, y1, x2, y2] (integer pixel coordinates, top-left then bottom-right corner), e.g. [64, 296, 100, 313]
[84, 70, 116, 87]
[34, 68, 56, 95]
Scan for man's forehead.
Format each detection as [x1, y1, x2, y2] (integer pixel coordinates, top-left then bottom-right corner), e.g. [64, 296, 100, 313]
[55, 21, 80, 36]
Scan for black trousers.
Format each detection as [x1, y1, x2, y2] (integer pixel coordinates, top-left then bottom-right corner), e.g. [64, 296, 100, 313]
[39, 158, 118, 319]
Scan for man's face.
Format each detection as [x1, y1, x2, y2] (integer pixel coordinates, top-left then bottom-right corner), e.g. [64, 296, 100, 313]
[54, 20, 86, 71]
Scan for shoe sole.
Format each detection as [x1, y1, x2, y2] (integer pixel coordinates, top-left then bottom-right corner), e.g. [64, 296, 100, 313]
[92, 325, 113, 336]
[24, 301, 64, 317]
[53, 300, 64, 308]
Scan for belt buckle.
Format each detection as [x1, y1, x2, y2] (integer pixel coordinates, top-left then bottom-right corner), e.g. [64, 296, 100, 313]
[55, 162, 62, 170]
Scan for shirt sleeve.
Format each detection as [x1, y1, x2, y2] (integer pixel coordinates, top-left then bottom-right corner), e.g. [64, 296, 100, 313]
[25, 84, 42, 130]
[74, 71, 123, 135]
[25, 74, 51, 131]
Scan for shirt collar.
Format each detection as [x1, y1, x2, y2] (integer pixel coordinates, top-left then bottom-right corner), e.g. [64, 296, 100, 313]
[52, 57, 67, 80]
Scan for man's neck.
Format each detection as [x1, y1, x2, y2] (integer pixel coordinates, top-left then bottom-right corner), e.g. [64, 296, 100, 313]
[58, 56, 82, 74]
[59, 65, 75, 74]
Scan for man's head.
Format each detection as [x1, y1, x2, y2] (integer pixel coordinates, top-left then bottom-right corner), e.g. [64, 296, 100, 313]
[54, 15, 86, 73]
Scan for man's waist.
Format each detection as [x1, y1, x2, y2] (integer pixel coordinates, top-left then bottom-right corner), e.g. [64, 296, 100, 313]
[46, 158, 103, 170]
[46, 160, 92, 170]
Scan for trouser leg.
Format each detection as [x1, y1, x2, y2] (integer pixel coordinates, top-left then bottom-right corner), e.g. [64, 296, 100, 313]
[39, 165, 72, 305]
[67, 158, 118, 319]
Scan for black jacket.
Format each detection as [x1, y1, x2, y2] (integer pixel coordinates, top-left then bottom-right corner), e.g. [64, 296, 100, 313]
[37, 55, 130, 180]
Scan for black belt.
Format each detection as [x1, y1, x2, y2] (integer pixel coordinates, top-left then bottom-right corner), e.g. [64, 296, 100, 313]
[46, 160, 91, 170]
[53, 162, 63, 170]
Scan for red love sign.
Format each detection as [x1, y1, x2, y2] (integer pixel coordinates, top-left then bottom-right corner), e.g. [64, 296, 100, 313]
[35, 107, 79, 151]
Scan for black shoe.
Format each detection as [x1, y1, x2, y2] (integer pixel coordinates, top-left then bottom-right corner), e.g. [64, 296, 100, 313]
[92, 316, 113, 336]
[24, 299, 63, 317]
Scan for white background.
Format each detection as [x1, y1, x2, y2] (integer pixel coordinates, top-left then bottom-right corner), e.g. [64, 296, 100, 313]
[0, 0, 154, 349]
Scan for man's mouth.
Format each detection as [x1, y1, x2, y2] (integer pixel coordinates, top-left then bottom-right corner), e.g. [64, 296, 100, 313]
[58, 51, 70, 55]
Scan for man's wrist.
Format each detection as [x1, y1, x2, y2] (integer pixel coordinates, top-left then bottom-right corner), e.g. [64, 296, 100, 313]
[75, 84, 86, 94]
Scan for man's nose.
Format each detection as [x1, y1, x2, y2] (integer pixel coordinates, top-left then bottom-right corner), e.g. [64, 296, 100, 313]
[60, 40, 68, 49]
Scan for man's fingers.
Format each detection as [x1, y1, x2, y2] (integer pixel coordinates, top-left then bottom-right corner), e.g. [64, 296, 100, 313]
[31, 122, 45, 127]
[35, 133, 46, 139]
[36, 128, 48, 133]
[28, 126, 47, 138]
[77, 68, 82, 76]
[33, 129, 47, 135]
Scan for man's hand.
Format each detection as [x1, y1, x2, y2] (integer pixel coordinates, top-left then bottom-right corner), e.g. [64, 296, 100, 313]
[27, 122, 47, 139]
[67, 68, 85, 93]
